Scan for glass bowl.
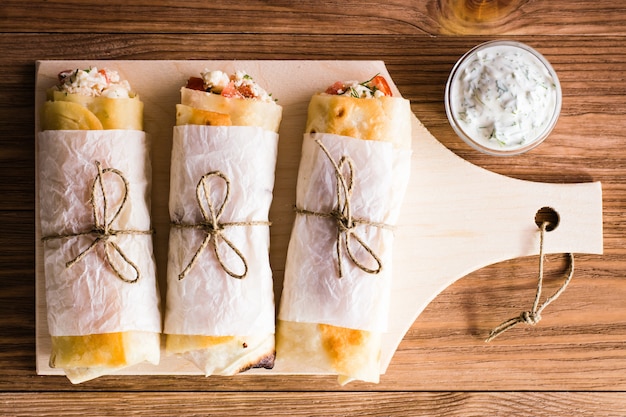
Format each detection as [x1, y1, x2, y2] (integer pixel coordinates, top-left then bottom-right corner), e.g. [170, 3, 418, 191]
[444, 40, 562, 156]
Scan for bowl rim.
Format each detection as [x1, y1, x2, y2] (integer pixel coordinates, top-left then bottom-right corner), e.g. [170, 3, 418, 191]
[444, 39, 562, 156]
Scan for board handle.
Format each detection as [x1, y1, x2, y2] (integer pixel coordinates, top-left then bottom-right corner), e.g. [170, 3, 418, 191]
[381, 118, 603, 372]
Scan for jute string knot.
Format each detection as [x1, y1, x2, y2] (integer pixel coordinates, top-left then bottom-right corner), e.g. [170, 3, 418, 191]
[486, 221, 575, 342]
[42, 161, 152, 284]
[520, 311, 541, 325]
[172, 171, 270, 281]
[331, 208, 353, 233]
[295, 139, 391, 279]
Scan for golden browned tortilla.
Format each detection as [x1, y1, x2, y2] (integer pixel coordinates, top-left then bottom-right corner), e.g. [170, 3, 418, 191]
[305, 94, 412, 149]
[41, 90, 143, 131]
[179, 87, 282, 132]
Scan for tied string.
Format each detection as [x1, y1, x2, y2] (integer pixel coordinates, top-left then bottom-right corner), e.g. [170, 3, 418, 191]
[41, 161, 152, 284]
[294, 139, 392, 279]
[485, 222, 575, 342]
[172, 171, 270, 280]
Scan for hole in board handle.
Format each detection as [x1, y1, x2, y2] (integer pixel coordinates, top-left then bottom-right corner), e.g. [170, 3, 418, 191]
[535, 206, 559, 232]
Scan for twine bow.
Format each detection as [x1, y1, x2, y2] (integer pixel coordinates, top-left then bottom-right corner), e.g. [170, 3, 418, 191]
[295, 139, 390, 279]
[42, 161, 152, 284]
[172, 171, 270, 281]
[485, 222, 575, 342]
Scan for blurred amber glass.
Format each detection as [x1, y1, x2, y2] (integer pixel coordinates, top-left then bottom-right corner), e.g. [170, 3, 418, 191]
[438, 0, 524, 34]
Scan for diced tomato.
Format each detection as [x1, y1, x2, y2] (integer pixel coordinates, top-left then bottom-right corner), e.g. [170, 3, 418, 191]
[98, 69, 110, 84]
[185, 77, 206, 91]
[325, 81, 346, 95]
[369, 75, 392, 96]
[220, 81, 245, 98]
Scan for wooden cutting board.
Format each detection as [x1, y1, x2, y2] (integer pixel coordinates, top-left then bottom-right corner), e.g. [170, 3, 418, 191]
[34, 60, 603, 377]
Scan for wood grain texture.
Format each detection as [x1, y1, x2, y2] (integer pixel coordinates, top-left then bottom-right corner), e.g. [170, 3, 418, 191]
[2, 0, 626, 36]
[2, 392, 626, 417]
[2, 0, 626, 414]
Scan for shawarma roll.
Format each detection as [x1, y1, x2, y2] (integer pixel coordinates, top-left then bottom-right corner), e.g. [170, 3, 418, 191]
[38, 68, 161, 384]
[164, 70, 281, 376]
[276, 75, 412, 385]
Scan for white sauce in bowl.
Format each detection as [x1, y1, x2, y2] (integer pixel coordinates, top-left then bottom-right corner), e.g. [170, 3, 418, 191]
[445, 41, 561, 155]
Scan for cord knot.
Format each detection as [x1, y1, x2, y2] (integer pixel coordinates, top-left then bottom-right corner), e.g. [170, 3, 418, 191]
[520, 311, 541, 325]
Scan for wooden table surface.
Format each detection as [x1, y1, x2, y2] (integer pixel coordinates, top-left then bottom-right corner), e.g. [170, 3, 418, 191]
[2, 0, 626, 415]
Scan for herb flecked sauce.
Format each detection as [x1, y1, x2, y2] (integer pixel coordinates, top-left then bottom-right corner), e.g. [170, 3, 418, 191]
[450, 45, 558, 150]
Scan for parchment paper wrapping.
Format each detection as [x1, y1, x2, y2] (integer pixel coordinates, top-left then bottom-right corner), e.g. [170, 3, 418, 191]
[278, 133, 412, 332]
[38, 130, 161, 337]
[38, 129, 161, 384]
[164, 125, 278, 337]
[275, 130, 411, 385]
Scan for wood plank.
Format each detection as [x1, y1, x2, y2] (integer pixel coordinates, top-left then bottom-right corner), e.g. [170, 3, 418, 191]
[1, 392, 625, 416]
[2, 0, 626, 36]
[2, 0, 626, 414]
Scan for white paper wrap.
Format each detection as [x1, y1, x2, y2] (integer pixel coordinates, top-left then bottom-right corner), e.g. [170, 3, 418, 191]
[164, 125, 278, 336]
[38, 130, 161, 337]
[278, 133, 412, 332]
